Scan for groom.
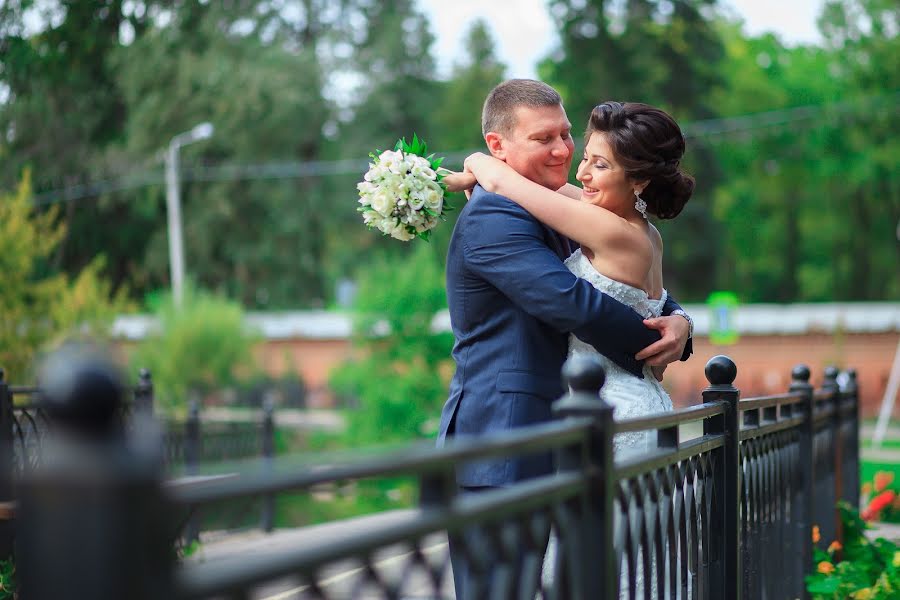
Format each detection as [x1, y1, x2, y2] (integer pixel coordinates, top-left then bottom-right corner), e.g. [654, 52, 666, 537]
[437, 79, 692, 597]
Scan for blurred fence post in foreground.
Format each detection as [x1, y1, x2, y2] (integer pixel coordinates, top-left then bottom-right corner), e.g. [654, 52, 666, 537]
[16, 347, 172, 600]
[0, 369, 13, 558]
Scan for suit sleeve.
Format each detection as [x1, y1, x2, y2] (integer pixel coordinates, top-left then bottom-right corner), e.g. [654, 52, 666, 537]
[662, 294, 693, 362]
[463, 190, 662, 358]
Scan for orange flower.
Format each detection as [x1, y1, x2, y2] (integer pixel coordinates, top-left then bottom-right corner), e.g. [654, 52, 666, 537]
[862, 490, 897, 521]
[861, 482, 873, 495]
[828, 541, 843, 553]
[874, 471, 894, 492]
[812, 525, 821, 544]
[817, 561, 835, 575]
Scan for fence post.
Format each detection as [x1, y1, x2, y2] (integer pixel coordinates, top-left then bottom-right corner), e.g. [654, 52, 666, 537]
[0, 369, 13, 558]
[823, 366, 844, 550]
[261, 391, 275, 532]
[135, 368, 154, 417]
[16, 347, 172, 599]
[552, 354, 613, 600]
[791, 364, 815, 599]
[184, 393, 201, 543]
[841, 369, 860, 509]
[701, 355, 741, 600]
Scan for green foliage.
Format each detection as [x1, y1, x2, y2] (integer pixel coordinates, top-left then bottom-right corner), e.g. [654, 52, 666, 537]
[807, 502, 900, 599]
[0, 171, 132, 380]
[1, 0, 897, 306]
[0, 555, 14, 600]
[128, 286, 259, 413]
[341, 0, 441, 150]
[542, 0, 724, 122]
[330, 243, 454, 446]
[111, 4, 336, 308]
[431, 19, 506, 152]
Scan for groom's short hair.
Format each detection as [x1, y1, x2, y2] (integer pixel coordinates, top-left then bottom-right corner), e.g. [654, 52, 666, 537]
[482, 79, 563, 138]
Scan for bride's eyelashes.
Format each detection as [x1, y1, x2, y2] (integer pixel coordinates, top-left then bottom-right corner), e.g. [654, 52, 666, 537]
[581, 155, 607, 169]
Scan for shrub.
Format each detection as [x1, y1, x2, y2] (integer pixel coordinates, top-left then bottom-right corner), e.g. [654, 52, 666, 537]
[0, 171, 131, 380]
[129, 285, 259, 414]
[860, 470, 900, 523]
[807, 502, 900, 599]
[329, 244, 454, 447]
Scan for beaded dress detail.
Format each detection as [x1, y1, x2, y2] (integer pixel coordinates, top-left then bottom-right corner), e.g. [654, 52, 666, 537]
[563, 247, 673, 454]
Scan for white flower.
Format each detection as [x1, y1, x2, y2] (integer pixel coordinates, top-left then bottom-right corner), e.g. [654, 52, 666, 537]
[390, 222, 416, 241]
[358, 139, 448, 242]
[370, 191, 394, 215]
[378, 150, 401, 169]
[409, 157, 436, 181]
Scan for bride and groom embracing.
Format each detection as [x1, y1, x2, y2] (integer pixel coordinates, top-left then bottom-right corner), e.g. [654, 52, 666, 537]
[436, 79, 696, 597]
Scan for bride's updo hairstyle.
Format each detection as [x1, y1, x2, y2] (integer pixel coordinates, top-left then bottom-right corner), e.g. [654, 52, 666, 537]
[587, 101, 694, 219]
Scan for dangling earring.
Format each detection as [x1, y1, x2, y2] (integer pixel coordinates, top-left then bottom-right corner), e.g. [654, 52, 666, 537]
[634, 190, 648, 219]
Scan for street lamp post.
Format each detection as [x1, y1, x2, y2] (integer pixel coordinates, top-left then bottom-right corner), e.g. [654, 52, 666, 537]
[165, 122, 214, 307]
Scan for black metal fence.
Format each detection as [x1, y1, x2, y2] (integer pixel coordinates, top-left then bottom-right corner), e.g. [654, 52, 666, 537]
[0, 364, 279, 555]
[11, 353, 858, 599]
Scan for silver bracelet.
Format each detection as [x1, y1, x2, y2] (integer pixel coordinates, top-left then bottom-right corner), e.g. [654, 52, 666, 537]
[671, 309, 694, 338]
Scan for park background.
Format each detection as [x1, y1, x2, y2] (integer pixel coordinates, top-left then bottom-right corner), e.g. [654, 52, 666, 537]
[1, 0, 898, 444]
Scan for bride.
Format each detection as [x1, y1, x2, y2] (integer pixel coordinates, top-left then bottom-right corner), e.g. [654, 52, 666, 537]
[448, 100, 694, 596]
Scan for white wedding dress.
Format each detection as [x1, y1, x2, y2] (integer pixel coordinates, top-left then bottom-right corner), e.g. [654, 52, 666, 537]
[542, 248, 674, 598]
[564, 248, 673, 452]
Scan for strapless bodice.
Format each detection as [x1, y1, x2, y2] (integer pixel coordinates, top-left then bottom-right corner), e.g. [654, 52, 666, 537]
[563, 248, 667, 319]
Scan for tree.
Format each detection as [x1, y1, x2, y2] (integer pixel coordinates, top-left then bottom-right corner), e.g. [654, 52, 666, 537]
[707, 5, 899, 302]
[432, 20, 506, 153]
[341, 0, 441, 149]
[329, 243, 454, 446]
[0, 172, 131, 379]
[108, 1, 342, 308]
[0, 1, 164, 294]
[541, 0, 723, 122]
[540, 0, 725, 300]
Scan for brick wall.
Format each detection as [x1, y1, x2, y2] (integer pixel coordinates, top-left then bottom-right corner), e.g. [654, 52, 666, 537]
[251, 331, 899, 417]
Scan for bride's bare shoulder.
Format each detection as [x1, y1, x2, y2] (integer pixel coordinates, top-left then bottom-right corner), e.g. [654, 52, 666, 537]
[647, 222, 664, 253]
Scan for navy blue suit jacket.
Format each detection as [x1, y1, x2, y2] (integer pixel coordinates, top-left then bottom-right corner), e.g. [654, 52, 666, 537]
[438, 185, 691, 487]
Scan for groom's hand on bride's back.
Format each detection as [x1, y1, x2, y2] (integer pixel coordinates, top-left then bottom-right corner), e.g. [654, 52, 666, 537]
[635, 316, 691, 367]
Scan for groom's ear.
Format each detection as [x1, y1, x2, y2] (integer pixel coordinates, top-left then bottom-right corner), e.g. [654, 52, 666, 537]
[484, 132, 506, 160]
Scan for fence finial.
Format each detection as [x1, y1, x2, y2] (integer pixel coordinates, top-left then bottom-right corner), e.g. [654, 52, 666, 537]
[844, 368, 858, 392]
[553, 354, 609, 418]
[792, 364, 811, 384]
[563, 354, 606, 394]
[823, 366, 840, 393]
[38, 344, 124, 437]
[135, 368, 154, 415]
[138, 368, 152, 388]
[705, 355, 737, 388]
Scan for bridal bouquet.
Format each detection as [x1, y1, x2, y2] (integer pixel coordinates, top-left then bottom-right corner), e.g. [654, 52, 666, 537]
[357, 135, 450, 242]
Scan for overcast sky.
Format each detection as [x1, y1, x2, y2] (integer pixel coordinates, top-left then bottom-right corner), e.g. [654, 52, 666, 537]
[416, 0, 826, 79]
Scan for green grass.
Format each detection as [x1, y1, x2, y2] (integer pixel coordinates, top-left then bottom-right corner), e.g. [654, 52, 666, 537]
[861, 460, 900, 488]
[862, 439, 900, 450]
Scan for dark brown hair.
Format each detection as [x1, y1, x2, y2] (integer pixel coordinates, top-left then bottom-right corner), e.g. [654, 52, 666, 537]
[587, 101, 694, 219]
[482, 79, 563, 137]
